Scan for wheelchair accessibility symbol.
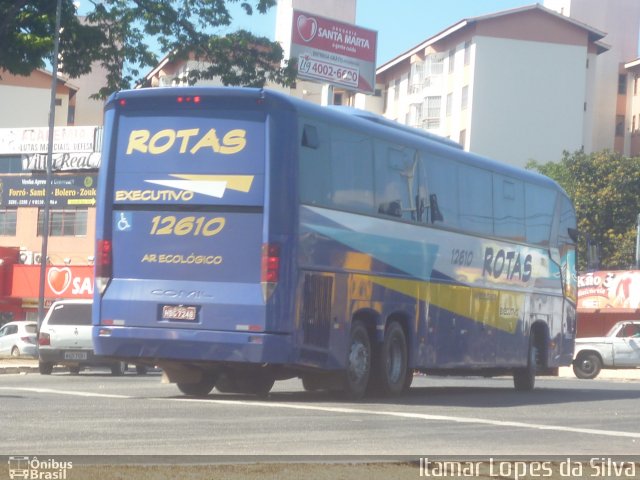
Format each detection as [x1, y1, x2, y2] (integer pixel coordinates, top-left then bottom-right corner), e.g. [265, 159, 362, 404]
[116, 212, 132, 232]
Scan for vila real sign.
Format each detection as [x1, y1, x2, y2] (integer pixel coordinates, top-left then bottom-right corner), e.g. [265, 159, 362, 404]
[0, 126, 101, 171]
[290, 10, 377, 93]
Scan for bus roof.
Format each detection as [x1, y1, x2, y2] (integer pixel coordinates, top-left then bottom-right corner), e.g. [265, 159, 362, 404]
[108, 86, 567, 197]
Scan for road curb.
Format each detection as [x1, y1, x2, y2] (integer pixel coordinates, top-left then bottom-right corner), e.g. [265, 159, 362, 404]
[0, 366, 39, 374]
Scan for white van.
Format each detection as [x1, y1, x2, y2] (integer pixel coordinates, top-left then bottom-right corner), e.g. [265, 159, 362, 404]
[38, 299, 146, 375]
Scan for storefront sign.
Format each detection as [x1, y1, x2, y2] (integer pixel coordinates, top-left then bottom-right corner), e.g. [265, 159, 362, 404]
[0, 126, 99, 154]
[0, 174, 97, 207]
[290, 10, 377, 93]
[11, 265, 94, 299]
[22, 152, 101, 171]
[578, 270, 640, 309]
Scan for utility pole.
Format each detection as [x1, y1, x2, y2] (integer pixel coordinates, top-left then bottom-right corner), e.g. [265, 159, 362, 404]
[38, 0, 62, 327]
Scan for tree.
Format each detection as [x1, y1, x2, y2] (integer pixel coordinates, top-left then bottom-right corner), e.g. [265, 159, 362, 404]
[527, 150, 640, 271]
[0, 0, 297, 99]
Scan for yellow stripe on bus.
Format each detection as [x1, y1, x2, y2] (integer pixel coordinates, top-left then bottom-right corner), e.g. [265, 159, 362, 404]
[370, 276, 522, 334]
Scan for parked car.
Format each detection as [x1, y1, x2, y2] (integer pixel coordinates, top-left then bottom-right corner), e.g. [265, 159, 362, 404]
[573, 320, 640, 379]
[0, 321, 38, 357]
[38, 299, 147, 375]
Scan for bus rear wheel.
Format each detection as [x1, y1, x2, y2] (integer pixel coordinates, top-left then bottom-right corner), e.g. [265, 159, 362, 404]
[373, 321, 408, 396]
[342, 320, 372, 400]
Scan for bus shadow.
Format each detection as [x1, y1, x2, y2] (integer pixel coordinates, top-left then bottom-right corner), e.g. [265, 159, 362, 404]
[200, 378, 640, 408]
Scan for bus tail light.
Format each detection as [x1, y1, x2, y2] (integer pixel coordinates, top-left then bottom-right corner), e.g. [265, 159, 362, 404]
[261, 243, 280, 301]
[95, 239, 112, 294]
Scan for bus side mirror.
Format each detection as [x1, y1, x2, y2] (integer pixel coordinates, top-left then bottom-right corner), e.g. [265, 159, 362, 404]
[568, 228, 578, 243]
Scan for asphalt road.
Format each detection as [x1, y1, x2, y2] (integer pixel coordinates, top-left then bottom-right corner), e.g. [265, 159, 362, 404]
[1, 369, 639, 458]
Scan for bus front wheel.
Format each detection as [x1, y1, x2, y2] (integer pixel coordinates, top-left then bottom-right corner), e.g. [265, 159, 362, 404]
[513, 339, 538, 391]
[342, 320, 372, 400]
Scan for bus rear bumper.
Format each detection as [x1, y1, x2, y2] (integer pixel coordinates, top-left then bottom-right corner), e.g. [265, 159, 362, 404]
[93, 326, 293, 365]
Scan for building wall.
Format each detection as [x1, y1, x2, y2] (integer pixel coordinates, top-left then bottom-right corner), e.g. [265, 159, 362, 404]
[0, 70, 72, 127]
[0, 208, 96, 266]
[470, 36, 587, 167]
[70, 66, 108, 126]
[545, 0, 640, 154]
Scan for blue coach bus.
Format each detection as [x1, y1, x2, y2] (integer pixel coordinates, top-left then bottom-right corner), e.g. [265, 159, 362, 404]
[93, 87, 577, 398]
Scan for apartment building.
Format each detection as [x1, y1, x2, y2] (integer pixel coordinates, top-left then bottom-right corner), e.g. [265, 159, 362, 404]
[375, 1, 640, 166]
[375, 4, 608, 168]
[544, 0, 640, 156]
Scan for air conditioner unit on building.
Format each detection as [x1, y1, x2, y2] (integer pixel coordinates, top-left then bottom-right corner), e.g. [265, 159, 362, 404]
[33, 253, 43, 265]
[19, 250, 33, 265]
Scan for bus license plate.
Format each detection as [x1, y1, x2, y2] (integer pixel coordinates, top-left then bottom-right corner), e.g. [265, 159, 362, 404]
[161, 305, 197, 321]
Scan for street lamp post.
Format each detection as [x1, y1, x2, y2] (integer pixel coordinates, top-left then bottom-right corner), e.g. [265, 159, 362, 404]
[37, 0, 63, 327]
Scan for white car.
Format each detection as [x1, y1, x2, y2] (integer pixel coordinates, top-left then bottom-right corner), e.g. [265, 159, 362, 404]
[0, 321, 38, 357]
[573, 320, 640, 379]
[38, 299, 147, 375]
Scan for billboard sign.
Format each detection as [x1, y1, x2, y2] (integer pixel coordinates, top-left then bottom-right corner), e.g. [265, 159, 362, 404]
[11, 265, 94, 299]
[0, 174, 97, 207]
[290, 10, 377, 93]
[0, 126, 99, 154]
[578, 270, 640, 310]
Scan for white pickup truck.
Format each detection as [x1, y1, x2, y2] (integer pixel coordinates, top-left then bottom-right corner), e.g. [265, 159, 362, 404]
[573, 320, 640, 379]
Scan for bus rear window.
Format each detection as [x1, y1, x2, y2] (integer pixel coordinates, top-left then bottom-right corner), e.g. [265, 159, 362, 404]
[112, 111, 265, 206]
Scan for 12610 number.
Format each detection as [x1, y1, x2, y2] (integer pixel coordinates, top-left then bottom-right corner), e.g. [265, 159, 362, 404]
[150, 216, 225, 236]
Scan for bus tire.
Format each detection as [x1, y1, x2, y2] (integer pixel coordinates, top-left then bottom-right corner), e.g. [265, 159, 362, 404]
[513, 339, 537, 391]
[342, 320, 372, 400]
[216, 373, 274, 397]
[177, 378, 217, 396]
[374, 321, 408, 396]
[572, 352, 601, 379]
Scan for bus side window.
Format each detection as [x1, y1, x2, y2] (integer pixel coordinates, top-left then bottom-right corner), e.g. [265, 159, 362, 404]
[424, 155, 458, 229]
[302, 125, 319, 149]
[525, 184, 557, 245]
[557, 196, 577, 247]
[299, 121, 331, 206]
[330, 128, 374, 213]
[375, 142, 417, 221]
[458, 165, 493, 235]
[493, 175, 525, 241]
